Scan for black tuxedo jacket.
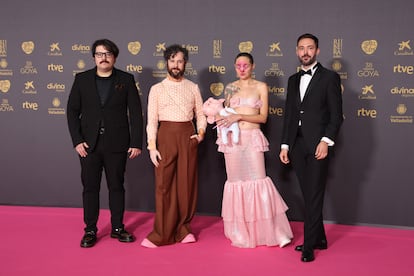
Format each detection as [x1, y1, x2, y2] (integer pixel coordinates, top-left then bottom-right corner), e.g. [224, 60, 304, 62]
[67, 67, 143, 152]
[281, 63, 343, 153]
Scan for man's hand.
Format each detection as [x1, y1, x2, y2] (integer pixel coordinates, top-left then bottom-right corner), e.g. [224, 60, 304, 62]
[149, 149, 162, 167]
[279, 149, 290, 164]
[315, 141, 328, 160]
[128, 148, 142, 159]
[75, 142, 89, 157]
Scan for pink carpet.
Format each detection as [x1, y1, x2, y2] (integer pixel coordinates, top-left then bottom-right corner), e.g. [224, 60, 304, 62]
[1, 205, 413, 276]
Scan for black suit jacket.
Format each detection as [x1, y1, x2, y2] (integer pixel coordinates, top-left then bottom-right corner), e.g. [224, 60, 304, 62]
[67, 67, 143, 152]
[281, 63, 343, 153]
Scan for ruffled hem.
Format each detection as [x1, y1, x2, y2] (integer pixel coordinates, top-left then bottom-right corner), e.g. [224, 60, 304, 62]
[221, 176, 293, 248]
[217, 128, 269, 153]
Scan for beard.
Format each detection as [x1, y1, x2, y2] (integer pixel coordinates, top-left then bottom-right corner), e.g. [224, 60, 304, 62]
[299, 54, 316, 67]
[167, 66, 185, 80]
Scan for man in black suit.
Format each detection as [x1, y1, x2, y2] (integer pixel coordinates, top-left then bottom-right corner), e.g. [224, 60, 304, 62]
[279, 33, 343, 262]
[67, 39, 143, 248]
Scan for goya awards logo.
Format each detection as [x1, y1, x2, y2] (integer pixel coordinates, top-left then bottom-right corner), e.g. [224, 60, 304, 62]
[394, 40, 413, 56]
[213, 40, 222, 59]
[361, 40, 378, 55]
[357, 62, 379, 78]
[22, 41, 35, 54]
[153, 42, 166, 57]
[210, 82, 224, 96]
[184, 62, 197, 77]
[0, 80, 11, 93]
[48, 42, 62, 56]
[0, 99, 14, 112]
[20, 61, 38, 74]
[265, 63, 284, 77]
[266, 42, 283, 57]
[128, 41, 141, 55]
[390, 104, 413, 123]
[48, 97, 65, 115]
[359, 85, 376, 100]
[239, 41, 253, 53]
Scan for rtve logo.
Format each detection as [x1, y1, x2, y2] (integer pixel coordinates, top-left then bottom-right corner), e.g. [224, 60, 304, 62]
[22, 101, 38, 110]
[357, 108, 377, 118]
[393, 64, 413, 74]
[208, 65, 226, 74]
[126, 64, 143, 73]
[47, 63, 64, 72]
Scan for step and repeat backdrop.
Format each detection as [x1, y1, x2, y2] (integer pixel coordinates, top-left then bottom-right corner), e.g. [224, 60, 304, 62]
[1, 0, 413, 227]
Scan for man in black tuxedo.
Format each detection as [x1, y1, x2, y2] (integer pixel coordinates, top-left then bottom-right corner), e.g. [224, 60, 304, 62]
[279, 33, 343, 262]
[67, 39, 143, 248]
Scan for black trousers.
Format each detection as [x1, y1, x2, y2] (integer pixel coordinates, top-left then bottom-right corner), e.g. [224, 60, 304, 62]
[290, 134, 329, 250]
[79, 133, 128, 232]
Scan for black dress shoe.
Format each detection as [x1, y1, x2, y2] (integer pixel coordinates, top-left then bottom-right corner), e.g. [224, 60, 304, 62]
[80, 231, 97, 248]
[301, 249, 315, 262]
[295, 240, 328, 251]
[110, 227, 135, 242]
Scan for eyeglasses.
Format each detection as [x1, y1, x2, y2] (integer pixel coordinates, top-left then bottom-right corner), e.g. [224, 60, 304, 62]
[94, 52, 114, 58]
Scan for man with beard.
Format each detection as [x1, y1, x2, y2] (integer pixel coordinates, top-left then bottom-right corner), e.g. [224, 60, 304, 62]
[67, 39, 143, 247]
[279, 33, 343, 262]
[141, 44, 206, 248]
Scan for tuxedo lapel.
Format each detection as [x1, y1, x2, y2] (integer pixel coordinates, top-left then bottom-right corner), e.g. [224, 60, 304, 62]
[302, 64, 322, 102]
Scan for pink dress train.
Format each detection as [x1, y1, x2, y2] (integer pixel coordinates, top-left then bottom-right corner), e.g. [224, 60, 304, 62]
[218, 128, 293, 248]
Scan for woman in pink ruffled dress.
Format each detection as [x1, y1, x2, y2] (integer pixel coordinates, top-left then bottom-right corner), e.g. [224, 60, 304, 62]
[216, 52, 293, 248]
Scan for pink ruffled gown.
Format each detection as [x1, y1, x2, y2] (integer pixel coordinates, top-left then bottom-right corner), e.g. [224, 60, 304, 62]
[217, 98, 293, 248]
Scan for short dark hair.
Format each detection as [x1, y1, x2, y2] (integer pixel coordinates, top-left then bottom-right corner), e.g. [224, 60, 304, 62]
[91, 39, 119, 58]
[164, 44, 189, 62]
[235, 52, 254, 64]
[297, 33, 319, 49]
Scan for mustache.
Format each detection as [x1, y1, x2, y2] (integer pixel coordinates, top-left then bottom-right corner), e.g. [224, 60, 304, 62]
[100, 61, 110, 64]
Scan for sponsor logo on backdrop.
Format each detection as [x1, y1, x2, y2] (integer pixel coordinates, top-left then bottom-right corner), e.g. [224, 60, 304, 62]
[213, 40, 222, 59]
[21, 41, 35, 54]
[209, 82, 224, 96]
[0, 40, 7, 57]
[153, 43, 166, 57]
[48, 97, 65, 115]
[390, 104, 413, 123]
[333, 38, 343, 58]
[183, 44, 199, 55]
[0, 58, 13, 76]
[208, 64, 226, 74]
[152, 60, 166, 78]
[331, 60, 347, 80]
[128, 41, 141, 55]
[72, 59, 86, 76]
[394, 40, 413, 56]
[48, 42, 62, 56]
[22, 101, 38, 110]
[126, 63, 143, 73]
[390, 86, 414, 98]
[238, 41, 253, 53]
[357, 62, 379, 77]
[184, 62, 197, 77]
[266, 42, 283, 57]
[47, 82, 65, 93]
[357, 108, 377, 118]
[393, 64, 413, 74]
[72, 43, 90, 54]
[0, 99, 14, 112]
[20, 61, 38, 74]
[361, 40, 377, 55]
[269, 106, 283, 116]
[359, 85, 376, 100]
[0, 79, 11, 93]
[265, 63, 284, 77]
[22, 81, 37, 94]
[268, 86, 285, 97]
[48, 63, 64, 73]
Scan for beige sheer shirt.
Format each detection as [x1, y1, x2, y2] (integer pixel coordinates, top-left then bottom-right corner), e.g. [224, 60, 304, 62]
[146, 78, 207, 149]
